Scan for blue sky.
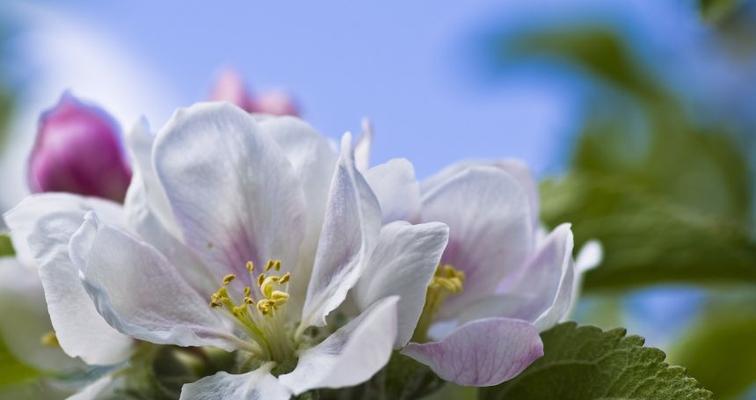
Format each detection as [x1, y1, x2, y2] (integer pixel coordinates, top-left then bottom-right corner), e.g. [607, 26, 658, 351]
[14, 0, 585, 179]
[4, 0, 727, 197]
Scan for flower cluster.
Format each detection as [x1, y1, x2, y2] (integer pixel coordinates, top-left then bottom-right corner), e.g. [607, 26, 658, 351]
[0, 92, 599, 399]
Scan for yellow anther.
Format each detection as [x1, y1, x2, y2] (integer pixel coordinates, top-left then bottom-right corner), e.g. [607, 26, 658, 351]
[279, 272, 291, 284]
[246, 261, 255, 273]
[264, 259, 282, 272]
[413, 264, 466, 343]
[257, 299, 274, 315]
[257, 273, 266, 286]
[244, 297, 255, 305]
[41, 331, 59, 347]
[223, 274, 236, 285]
[260, 276, 278, 298]
[270, 290, 290, 305]
[232, 304, 248, 317]
[243, 286, 252, 297]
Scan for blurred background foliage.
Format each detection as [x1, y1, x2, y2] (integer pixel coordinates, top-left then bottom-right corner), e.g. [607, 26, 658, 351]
[475, 1, 756, 398]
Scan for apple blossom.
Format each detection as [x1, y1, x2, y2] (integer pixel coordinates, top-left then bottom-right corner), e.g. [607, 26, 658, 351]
[354, 158, 601, 387]
[7, 102, 449, 399]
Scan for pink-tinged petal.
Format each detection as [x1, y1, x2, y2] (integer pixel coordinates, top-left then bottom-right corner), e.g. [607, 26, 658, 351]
[354, 221, 449, 347]
[153, 103, 306, 288]
[421, 159, 540, 228]
[354, 118, 373, 172]
[507, 224, 574, 330]
[463, 225, 575, 329]
[420, 167, 533, 316]
[3, 193, 132, 365]
[300, 133, 382, 328]
[365, 158, 421, 223]
[402, 318, 543, 387]
[70, 213, 240, 350]
[123, 120, 217, 297]
[180, 364, 290, 400]
[280, 297, 398, 395]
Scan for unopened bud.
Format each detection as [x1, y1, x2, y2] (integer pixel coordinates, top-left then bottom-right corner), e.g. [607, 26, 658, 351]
[249, 90, 299, 116]
[209, 68, 255, 112]
[209, 68, 299, 116]
[28, 93, 131, 202]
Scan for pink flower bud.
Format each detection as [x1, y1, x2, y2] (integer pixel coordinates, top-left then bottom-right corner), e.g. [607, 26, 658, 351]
[250, 90, 300, 117]
[209, 68, 299, 116]
[28, 93, 132, 202]
[209, 69, 255, 112]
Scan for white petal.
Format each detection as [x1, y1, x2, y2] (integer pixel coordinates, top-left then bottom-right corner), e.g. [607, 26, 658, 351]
[153, 102, 306, 287]
[4, 194, 123, 267]
[575, 240, 602, 273]
[67, 375, 113, 400]
[123, 118, 179, 238]
[259, 116, 338, 310]
[300, 133, 382, 328]
[513, 224, 575, 330]
[365, 159, 421, 223]
[354, 221, 449, 347]
[280, 296, 398, 395]
[402, 318, 543, 387]
[354, 118, 373, 172]
[3, 194, 132, 365]
[563, 240, 603, 321]
[70, 213, 239, 350]
[0, 258, 81, 372]
[420, 167, 533, 316]
[180, 365, 290, 400]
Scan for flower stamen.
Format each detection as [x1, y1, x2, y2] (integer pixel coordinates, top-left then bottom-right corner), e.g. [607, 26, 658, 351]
[412, 264, 465, 342]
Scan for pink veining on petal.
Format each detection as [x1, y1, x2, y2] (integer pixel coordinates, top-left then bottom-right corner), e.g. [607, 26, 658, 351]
[401, 318, 543, 387]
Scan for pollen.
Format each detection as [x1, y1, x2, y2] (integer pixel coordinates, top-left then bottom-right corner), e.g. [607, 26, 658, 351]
[207, 259, 297, 362]
[41, 331, 59, 347]
[209, 259, 292, 318]
[429, 264, 465, 294]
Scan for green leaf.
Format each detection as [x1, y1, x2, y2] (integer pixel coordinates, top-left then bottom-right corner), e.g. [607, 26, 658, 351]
[542, 173, 756, 290]
[0, 235, 14, 257]
[317, 352, 444, 400]
[480, 323, 713, 400]
[699, 0, 741, 23]
[671, 310, 756, 399]
[0, 332, 43, 387]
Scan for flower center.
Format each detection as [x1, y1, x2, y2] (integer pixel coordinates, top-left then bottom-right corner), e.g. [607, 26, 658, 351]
[412, 264, 465, 343]
[209, 259, 296, 363]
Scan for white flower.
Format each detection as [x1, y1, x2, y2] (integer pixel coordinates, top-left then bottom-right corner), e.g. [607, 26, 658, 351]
[354, 156, 601, 386]
[6, 103, 449, 399]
